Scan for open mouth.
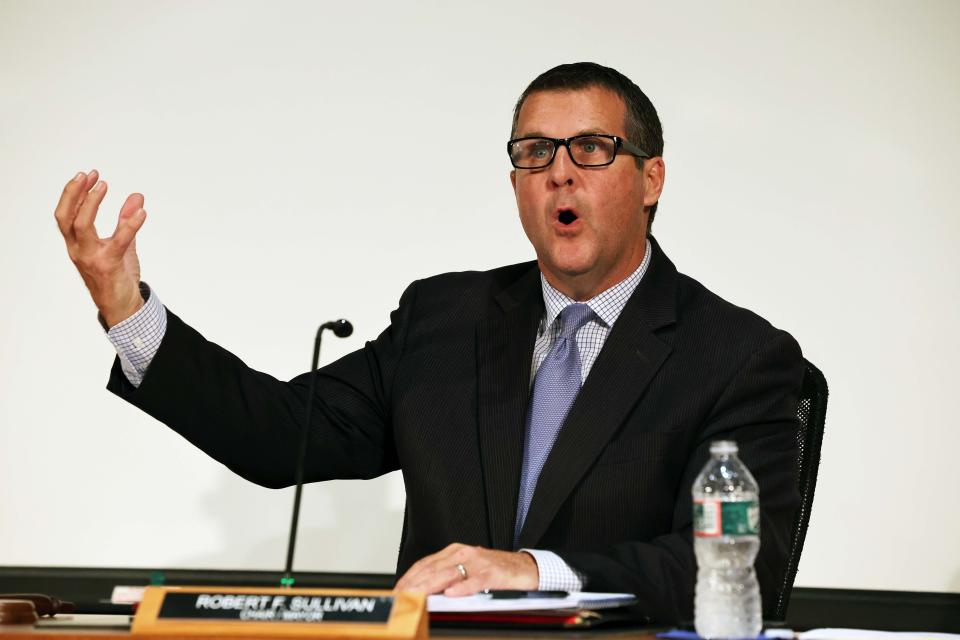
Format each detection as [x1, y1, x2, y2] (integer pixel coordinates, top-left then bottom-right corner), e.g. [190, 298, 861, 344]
[557, 209, 578, 225]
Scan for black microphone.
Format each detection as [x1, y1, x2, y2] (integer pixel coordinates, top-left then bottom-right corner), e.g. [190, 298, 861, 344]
[281, 318, 353, 587]
[322, 319, 353, 338]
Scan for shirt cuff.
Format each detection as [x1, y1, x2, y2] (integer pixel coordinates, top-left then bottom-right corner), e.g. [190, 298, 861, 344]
[104, 282, 167, 388]
[521, 549, 586, 591]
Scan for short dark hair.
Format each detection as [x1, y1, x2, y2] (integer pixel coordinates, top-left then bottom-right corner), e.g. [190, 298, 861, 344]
[511, 62, 664, 222]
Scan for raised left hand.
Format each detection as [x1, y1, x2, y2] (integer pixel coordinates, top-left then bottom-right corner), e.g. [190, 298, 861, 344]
[394, 543, 539, 596]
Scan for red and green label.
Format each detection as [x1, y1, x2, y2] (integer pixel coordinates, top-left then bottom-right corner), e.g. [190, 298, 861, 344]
[694, 499, 759, 537]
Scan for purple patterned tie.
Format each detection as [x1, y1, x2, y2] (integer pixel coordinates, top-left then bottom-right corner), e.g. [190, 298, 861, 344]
[514, 302, 596, 545]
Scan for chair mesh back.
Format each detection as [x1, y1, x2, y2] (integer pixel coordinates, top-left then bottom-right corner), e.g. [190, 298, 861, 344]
[773, 358, 828, 619]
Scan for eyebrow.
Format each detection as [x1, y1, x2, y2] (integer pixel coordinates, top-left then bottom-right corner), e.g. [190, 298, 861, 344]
[517, 128, 612, 138]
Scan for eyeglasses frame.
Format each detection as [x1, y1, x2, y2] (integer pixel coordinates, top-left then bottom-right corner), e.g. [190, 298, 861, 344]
[507, 133, 650, 169]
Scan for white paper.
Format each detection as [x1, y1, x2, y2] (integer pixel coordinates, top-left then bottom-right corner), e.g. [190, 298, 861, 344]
[798, 629, 960, 640]
[427, 591, 635, 613]
[110, 585, 146, 604]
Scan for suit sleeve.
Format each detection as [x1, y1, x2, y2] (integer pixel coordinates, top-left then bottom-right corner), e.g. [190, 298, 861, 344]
[555, 330, 805, 623]
[105, 282, 420, 489]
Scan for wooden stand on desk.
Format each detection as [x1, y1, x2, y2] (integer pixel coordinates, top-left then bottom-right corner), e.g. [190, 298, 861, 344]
[0, 586, 428, 640]
[132, 586, 427, 639]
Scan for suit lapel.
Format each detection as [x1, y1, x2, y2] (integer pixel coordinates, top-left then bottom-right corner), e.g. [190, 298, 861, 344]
[476, 264, 543, 551]
[517, 238, 679, 548]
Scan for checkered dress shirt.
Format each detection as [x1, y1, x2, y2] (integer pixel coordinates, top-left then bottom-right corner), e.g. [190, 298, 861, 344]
[105, 239, 652, 591]
[520, 239, 652, 590]
[105, 282, 166, 387]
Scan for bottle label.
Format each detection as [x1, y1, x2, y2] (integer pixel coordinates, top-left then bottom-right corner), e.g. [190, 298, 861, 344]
[694, 499, 759, 537]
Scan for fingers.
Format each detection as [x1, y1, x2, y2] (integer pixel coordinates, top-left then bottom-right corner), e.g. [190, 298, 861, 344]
[396, 545, 540, 596]
[56, 170, 146, 260]
[109, 207, 146, 258]
[54, 170, 98, 242]
[108, 193, 146, 257]
[395, 543, 468, 593]
[421, 563, 469, 595]
[438, 552, 489, 597]
[53, 172, 83, 239]
[442, 575, 485, 597]
[394, 545, 538, 596]
[73, 177, 108, 249]
[398, 564, 464, 596]
[118, 192, 145, 220]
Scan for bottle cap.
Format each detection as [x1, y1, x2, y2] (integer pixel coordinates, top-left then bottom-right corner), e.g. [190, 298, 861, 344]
[710, 440, 738, 455]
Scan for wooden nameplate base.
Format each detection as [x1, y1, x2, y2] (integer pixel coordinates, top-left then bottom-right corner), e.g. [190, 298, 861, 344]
[131, 586, 427, 639]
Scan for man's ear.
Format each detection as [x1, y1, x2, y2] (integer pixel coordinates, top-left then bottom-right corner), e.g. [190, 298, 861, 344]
[509, 169, 517, 191]
[642, 157, 665, 208]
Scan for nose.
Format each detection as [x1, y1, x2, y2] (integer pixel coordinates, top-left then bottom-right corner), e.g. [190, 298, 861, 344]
[548, 143, 576, 188]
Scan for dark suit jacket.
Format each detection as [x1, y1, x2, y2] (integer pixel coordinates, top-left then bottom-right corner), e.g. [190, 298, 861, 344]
[107, 236, 804, 623]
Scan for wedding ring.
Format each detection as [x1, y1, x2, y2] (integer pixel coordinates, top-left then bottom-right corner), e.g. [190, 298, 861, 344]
[455, 563, 468, 580]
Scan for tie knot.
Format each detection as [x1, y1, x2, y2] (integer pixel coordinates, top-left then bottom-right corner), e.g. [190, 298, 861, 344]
[558, 303, 595, 339]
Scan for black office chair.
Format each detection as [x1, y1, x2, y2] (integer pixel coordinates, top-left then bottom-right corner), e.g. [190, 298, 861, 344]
[772, 358, 828, 620]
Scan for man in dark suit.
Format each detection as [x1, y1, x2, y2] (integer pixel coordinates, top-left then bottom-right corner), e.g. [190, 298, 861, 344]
[54, 62, 804, 622]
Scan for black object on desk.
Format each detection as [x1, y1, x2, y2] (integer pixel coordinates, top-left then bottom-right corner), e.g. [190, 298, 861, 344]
[483, 590, 569, 599]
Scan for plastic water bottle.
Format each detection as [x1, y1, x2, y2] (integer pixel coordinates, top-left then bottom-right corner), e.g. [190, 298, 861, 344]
[693, 440, 762, 639]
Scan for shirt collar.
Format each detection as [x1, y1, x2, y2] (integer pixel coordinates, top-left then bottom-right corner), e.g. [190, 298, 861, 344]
[539, 238, 653, 334]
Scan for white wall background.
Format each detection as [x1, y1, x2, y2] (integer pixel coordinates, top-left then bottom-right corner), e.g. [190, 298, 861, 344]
[1, 0, 958, 594]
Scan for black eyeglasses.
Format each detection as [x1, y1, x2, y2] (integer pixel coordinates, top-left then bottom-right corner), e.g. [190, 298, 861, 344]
[507, 134, 649, 169]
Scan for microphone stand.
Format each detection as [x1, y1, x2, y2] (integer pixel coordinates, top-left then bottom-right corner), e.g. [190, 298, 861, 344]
[281, 319, 353, 587]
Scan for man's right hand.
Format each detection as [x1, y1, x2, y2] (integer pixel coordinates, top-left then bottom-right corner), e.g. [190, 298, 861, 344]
[55, 170, 148, 329]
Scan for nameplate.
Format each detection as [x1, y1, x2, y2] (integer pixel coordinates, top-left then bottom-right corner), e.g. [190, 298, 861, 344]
[157, 591, 393, 622]
[132, 586, 427, 638]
